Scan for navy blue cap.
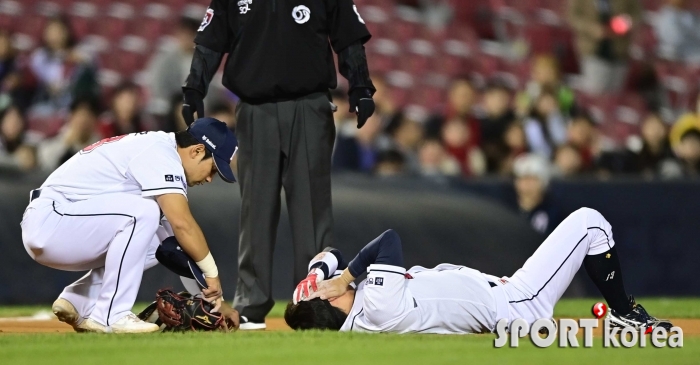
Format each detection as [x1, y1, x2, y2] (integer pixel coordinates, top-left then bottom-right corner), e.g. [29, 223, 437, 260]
[156, 237, 207, 289]
[186, 117, 237, 183]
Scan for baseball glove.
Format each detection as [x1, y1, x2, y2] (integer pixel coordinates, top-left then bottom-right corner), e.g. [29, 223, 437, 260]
[139, 289, 226, 332]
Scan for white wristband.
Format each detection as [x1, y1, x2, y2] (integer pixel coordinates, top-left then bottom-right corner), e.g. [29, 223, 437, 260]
[196, 252, 218, 278]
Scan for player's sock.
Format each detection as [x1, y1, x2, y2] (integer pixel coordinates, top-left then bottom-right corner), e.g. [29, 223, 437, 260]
[583, 246, 632, 315]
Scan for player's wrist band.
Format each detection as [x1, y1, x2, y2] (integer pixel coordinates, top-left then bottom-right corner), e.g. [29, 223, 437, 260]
[339, 268, 355, 286]
[196, 252, 219, 278]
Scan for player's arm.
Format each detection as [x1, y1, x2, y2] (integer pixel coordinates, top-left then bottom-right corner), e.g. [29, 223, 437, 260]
[155, 194, 222, 302]
[182, 0, 232, 125]
[294, 247, 349, 303]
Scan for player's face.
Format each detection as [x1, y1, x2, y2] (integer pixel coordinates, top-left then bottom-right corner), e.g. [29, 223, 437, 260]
[182, 145, 218, 187]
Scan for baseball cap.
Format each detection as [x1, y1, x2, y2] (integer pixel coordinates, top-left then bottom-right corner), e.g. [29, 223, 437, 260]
[187, 117, 237, 183]
[514, 153, 551, 187]
[156, 237, 207, 289]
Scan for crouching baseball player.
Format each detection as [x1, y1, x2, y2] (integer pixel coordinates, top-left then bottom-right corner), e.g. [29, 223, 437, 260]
[285, 208, 673, 334]
[21, 118, 239, 333]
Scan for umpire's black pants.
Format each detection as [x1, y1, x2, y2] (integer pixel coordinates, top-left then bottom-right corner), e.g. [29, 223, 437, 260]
[233, 92, 335, 321]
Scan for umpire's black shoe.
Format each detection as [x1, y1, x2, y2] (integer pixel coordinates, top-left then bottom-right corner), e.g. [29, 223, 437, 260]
[239, 316, 266, 330]
[606, 296, 673, 331]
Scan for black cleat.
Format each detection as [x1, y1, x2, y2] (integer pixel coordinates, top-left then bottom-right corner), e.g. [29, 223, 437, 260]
[606, 296, 673, 331]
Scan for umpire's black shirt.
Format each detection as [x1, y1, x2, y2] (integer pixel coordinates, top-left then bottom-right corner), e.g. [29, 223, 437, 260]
[195, 0, 371, 103]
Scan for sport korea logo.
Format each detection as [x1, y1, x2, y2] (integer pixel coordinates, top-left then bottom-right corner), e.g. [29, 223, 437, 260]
[198, 8, 214, 32]
[292, 5, 311, 24]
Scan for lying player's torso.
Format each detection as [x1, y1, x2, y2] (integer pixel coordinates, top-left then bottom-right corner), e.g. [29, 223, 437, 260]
[341, 264, 498, 334]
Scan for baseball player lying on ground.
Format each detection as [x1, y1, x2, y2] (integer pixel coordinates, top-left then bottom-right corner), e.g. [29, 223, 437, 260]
[21, 118, 240, 333]
[285, 208, 673, 334]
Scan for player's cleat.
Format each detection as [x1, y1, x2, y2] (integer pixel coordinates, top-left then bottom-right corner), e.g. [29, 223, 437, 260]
[52, 298, 87, 333]
[239, 315, 266, 330]
[606, 296, 673, 331]
[80, 313, 160, 333]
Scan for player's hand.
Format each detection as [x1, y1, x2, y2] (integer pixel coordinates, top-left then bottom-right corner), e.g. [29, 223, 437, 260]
[307, 268, 354, 301]
[293, 269, 324, 304]
[216, 302, 240, 332]
[349, 88, 375, 129]
[203, 276, 223, 310]
[182, 89, 205, 126]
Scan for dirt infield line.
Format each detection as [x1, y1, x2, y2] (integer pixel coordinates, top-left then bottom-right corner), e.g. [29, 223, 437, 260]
[2, 317, 700, 335]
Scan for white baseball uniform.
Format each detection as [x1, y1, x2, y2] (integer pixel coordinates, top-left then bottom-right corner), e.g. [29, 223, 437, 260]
[340, 207, 615, 334]
[21, 131, 188, 327]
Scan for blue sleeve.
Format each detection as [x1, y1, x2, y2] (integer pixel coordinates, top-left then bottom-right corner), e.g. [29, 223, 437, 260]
[347, 229, 403, 278]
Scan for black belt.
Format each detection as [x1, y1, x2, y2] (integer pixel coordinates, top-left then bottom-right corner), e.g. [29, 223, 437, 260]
[489, 281, 497, 288]
[29, 189, 41, 203]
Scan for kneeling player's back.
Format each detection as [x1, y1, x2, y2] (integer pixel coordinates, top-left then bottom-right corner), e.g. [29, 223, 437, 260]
[42, 132, 187, 201]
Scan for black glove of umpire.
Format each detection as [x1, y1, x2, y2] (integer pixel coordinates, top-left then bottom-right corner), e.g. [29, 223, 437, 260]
[182, 89, 205, 127]
[349, 88, 375, 129]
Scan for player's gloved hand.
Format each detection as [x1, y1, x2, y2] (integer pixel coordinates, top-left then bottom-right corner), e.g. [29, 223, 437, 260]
[349, 88, 375, 129]
[203, 276, 223, 311]
[182, 89, 205, 126]
[308, 268, 355, 301]
[293, 268, 324, 304]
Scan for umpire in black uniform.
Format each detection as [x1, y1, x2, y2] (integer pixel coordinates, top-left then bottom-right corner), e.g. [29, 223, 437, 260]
[181, 0, 375, 328]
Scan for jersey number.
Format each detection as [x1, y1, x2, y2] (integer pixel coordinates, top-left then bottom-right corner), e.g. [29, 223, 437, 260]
[80, 135, 127, 154]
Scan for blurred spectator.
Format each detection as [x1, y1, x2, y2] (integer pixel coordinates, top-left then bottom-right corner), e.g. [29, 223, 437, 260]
[674, 128, 700, 176]
[0, 101, 38, 171]
[98, 82, 152, 138]
[28, 16, 98, 116]
[38, 98, 101, 171]
[0, 30, 20, 94]
[477, 81, 516, 173]
[567, 112, 599, 170]
[655, 0, 700, 63]
[209, 102, 237, 132]
[567, 0, 641, 94]
[384, 110, 425, 173]
[634, 114, 676, 175]
[427, 77, 480, 138]
[374, 149, 406, 177]
[553, 143, 584, 177]
[371, 76, 399, 124]
[516, 54, 576, 118]
[146, 16, 201, 117]
[501, 121, 529, 175]
[441, 117, 485, 176]
[523, 89, 568, 159]
[418, 138, 460, 178]
[599, 113, 677, 176]
[513, 153, 560, 235]
[163, 94, 188, 133]
[333, 114, 384, 173]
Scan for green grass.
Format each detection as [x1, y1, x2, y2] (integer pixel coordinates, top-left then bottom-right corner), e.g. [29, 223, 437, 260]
[1, 298, 697, 365]
[3, 297, 699, 319]
[0, 331, 695, 365]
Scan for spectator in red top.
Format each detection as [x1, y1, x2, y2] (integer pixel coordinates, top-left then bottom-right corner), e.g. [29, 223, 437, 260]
[98, 82, 153, 138]
[27, 15, 98, 116]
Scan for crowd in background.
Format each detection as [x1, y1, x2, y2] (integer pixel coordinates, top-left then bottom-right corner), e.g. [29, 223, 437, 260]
[0, 0, 699, 185]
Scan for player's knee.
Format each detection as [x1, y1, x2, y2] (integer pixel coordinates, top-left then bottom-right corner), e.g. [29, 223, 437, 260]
[573, 207, 603, 221]
[381, 229, 401, 245]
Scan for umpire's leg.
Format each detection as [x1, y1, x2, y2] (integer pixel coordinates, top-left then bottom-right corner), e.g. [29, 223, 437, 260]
[233, 101, 283, 322]
[279, 92, 335, 284]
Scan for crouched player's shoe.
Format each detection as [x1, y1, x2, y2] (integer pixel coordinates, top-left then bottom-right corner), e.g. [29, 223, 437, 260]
[52, 298, 87, 333]
[239, 315, 266, 330]
[606, 296, 673, 331]
[80, 313, 160, 334]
